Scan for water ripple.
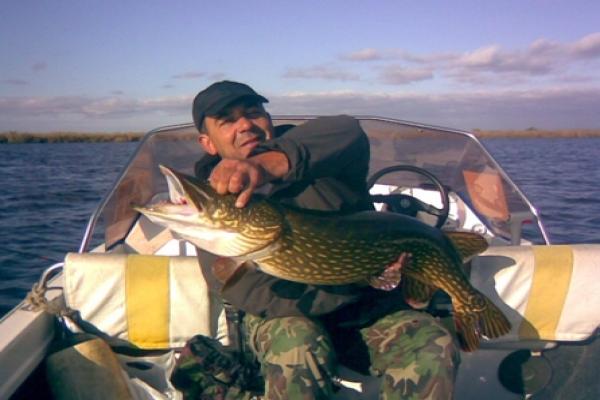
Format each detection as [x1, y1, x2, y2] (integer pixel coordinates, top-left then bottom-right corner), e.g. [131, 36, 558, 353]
[2, 138, 600, 316]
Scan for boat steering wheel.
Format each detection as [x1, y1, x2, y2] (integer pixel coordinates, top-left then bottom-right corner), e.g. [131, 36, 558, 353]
[368, 165, 450, 228]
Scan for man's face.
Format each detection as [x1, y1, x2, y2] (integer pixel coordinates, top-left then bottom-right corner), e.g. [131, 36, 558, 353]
[199, 101, 274, 160]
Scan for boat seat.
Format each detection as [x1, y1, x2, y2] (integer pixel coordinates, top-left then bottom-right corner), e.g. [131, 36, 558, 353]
[469, 244, 600, 350]
[62, 251, 378, 398]
[65, 238, 600, 354]
[63, 252, 228, 350]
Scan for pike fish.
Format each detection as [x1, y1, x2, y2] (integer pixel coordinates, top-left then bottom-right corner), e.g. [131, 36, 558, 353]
[135, 165, 511, 351]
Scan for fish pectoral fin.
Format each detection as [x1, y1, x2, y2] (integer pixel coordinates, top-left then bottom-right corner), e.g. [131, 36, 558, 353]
[444, 231, 488, 261]
[402, 278, 436, 309]
[367, 262, 403, 291]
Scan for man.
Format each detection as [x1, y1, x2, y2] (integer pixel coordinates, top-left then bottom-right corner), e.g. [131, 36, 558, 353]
[191, 80, 459, 399]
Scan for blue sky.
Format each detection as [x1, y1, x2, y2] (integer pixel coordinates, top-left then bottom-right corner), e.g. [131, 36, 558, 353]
[1, 0, 600, 132]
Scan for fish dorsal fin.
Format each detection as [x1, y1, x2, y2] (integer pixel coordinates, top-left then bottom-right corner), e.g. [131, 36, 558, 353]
[444, 231, 488, 261]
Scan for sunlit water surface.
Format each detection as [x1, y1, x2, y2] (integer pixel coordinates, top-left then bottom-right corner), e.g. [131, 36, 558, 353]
[1, 138, 599, 316]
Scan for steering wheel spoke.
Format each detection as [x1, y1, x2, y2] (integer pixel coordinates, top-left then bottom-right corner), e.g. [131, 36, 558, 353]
[368, 165, 450, 228]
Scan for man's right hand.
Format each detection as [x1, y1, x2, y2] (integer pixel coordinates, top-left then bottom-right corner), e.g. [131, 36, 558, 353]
[209, 151, 289, 208]
[209, 159, 266, 208]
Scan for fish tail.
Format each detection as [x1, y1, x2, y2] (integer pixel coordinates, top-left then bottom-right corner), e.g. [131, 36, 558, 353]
[453, 312, 480, 352]
[478, 297, 512, 339]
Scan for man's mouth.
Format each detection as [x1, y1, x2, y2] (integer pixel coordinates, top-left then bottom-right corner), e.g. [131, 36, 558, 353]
[241, 137, 260, 148]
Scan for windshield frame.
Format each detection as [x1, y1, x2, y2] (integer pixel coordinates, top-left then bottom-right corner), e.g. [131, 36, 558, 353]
[78, 116, 550, 253]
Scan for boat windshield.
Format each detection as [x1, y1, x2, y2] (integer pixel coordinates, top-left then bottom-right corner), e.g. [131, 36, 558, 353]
[80, 117, 548, 252]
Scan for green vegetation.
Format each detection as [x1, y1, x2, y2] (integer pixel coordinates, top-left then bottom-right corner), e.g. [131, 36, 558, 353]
[0, 131, 144, 144]
[2, 129, 600, 144]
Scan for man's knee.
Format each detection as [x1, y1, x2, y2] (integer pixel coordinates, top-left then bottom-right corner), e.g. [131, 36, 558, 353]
[249, 316, 332, 361]
[364, 311, 460, 398]
[247, 315, 337, 399]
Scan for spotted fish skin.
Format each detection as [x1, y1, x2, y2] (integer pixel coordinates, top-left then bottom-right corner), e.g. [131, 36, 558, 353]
[135, 166, 511, 351]
[253, 208, 510, 351]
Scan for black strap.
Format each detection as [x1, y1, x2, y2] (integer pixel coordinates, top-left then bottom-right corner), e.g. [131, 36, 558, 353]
[223, 301, 245, 356]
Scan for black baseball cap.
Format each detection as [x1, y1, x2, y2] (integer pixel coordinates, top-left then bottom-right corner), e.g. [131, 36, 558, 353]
[192, 81, 269, 131]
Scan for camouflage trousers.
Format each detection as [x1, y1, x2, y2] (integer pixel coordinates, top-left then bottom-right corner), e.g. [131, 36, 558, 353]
[245, 310, 460, 400]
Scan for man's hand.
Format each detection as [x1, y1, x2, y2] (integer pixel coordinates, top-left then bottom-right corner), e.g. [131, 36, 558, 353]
[209, 151, 289, 208]
[209, 159, 265, 208]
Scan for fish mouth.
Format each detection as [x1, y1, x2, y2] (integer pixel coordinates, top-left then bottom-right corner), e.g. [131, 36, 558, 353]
[133, 165, 204, 221]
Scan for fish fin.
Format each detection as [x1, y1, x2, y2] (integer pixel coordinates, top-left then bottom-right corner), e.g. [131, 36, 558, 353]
[453, 294, 512, 351]
[478, 296, 512, 339]
[453, 311, 480, 352]
[402, 278, 436, 309]
[444, 231, 488, 261]
[368, 262, 403, 291]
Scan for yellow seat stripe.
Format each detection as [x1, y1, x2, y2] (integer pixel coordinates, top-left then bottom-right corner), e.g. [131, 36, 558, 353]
[126, 255, 170, 348]
[518, 246, 573, 340]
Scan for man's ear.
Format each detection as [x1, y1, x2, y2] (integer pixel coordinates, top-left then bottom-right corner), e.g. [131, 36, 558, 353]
[198, 134, 218, 155]
[198, 133, 217, 156]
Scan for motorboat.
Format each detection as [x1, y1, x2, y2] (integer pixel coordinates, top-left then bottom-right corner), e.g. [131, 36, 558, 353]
[1, 117, 598, 399]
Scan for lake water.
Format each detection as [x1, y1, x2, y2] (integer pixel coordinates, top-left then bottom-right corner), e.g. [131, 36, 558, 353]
[1, 138, 599, 317]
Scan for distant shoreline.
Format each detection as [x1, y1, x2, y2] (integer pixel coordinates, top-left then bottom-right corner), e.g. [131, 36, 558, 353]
[471, 129, 600, 139]
[2, 129, 600, 143]
[0, 131, 145, 144]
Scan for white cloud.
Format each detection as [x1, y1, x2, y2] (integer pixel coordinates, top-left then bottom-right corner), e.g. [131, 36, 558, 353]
[268, 87, 600, 129]
[337, 32, 600, 86]
[452, 44, 558, 77]
[0, 95, 191, 118]
[1, 83, 599, 131]
[570, 32, 600, 58]
[283, 65, 360, 81]
[341, 48, 385, 61]
[378, 66, 434, 85]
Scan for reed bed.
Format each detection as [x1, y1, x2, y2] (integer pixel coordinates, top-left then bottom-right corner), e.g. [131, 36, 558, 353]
[0, 131, 144, 144]
[2, 129, 600, 144]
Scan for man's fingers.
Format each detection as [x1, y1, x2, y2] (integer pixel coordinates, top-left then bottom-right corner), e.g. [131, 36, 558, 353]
[227, 171, 245, 194]
[208, 159, 265, 207]
[214, 178, 229, 195]
[235, 186, 254, 208]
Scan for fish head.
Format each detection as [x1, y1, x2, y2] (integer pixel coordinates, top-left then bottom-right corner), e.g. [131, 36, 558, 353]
[133, 165, 283, 256]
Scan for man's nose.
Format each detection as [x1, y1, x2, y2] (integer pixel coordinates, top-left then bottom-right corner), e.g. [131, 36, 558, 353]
[234, 116, 253, 131]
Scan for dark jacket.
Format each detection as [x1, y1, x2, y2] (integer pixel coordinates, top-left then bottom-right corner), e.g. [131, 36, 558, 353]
[195, 115, 407, 326]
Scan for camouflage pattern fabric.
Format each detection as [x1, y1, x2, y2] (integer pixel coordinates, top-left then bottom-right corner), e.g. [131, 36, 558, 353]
[171, 334, 263, 400]
[247, 310, 459, 400]
[360, 310, 460, 399]
[244, 314, 337, 399]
